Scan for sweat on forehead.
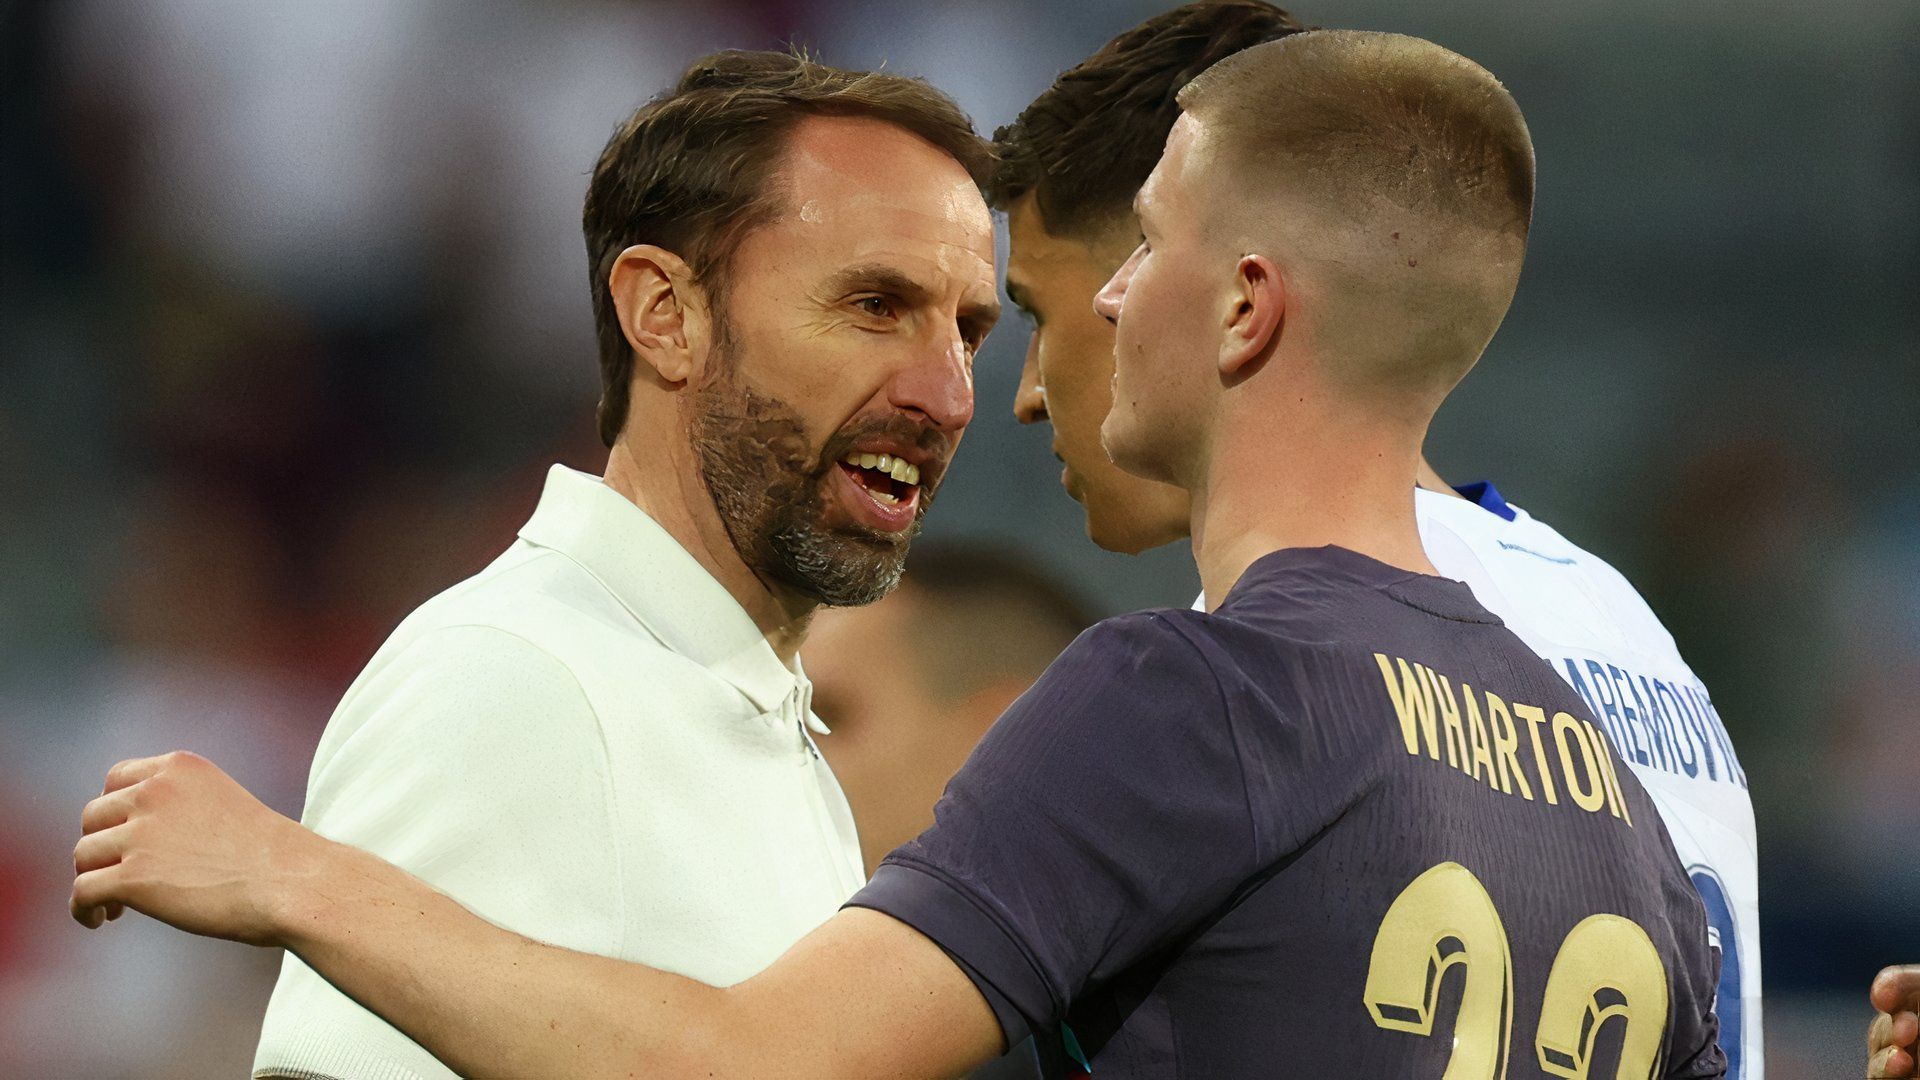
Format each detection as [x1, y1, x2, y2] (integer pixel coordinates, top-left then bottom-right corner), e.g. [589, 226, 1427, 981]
[772, 116, 993, 230]
[750, 119, 998, 306]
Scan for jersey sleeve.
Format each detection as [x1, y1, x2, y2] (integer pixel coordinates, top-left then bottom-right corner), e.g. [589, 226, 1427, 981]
[254, 625, 623, 1079]
[844, 611, 1261, 1048]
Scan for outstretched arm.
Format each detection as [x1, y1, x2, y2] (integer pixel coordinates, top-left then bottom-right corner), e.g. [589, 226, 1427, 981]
[71, 752, 1001, 1078]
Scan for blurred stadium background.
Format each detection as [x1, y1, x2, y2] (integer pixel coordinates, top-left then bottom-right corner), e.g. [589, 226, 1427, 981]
[1, 0, 1913, 1075]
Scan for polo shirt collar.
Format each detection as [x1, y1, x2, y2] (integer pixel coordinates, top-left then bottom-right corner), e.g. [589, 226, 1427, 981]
[517, 464, 812, 720]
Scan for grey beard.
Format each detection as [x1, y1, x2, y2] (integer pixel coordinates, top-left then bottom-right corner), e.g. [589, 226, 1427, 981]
[687, 374, 913, 608]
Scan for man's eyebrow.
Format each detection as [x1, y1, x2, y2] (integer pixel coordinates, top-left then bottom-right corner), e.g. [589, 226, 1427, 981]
[821, 263, 936, 303]
[826, 261, 1000, 331]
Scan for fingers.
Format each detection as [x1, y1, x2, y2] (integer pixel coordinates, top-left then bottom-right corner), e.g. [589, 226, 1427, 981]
[74, 771, 149, 931]
[1876, 966, 1920, 1014]
[1872, 1000, 1920, 1078]
[1870, 1042, 1916, 1078]
[1900, 1012, 1920, 1050]
[81, 784, 139, 834]
[102, 754, 173, 795]
[74, 822, 131, 875]
[70, 863, 127, 930]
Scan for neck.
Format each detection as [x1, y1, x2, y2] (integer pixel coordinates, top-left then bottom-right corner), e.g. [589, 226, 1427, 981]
[602, 438, 815, 665]
[1415, 456, 1466, 499]
[1189, 395, 1436, 610]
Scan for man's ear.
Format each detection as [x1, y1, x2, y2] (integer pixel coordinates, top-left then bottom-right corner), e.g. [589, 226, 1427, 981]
[609, 244, 710, 387]
[1219, 253, 1284, 382]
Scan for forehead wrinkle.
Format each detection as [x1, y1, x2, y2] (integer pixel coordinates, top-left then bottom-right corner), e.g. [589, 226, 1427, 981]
[804, 198, 993, 263]
[778, 198, 992, 273]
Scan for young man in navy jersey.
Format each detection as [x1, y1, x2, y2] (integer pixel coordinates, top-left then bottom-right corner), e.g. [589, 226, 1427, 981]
[72, 30, 1726, 1078]
[995, 3, 1762, 1073]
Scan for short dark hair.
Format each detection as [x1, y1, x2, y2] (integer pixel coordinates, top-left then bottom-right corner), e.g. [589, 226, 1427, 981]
[583, 50, 993, 447]
[987, 1, 1306, 243]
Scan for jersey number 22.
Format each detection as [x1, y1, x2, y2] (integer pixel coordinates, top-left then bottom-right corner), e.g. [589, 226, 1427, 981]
[1363, 861, 1670, 1079]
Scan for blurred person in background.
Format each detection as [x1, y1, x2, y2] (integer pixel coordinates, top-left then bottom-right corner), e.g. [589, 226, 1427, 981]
[807, 546, 1092, 876]
[810, 546, 1090, 1078]
[100, 49, 1000, 1079]
[991, 0, 1763, 1072]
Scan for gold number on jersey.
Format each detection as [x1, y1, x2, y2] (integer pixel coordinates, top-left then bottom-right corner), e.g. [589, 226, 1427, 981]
[1362, 861, 1671, 1080]
[1536, 915, 1669, 1078]
[1363, 862, 1513, 1080]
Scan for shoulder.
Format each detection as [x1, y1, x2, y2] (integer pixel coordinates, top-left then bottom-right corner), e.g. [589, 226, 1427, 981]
[315, 597, 619, 782]
[982, 610, 1231, 750]
[1049, 609, 1222, 691]
[1419, 494, 1688, 662]
[1504, 510, 1687, 659]
[318, 622, 604, 773]
[367, 622, 588, 704]
[304, 620, 623, 838]
[393, 541, 657, 657]
[346, 539, 705, 714]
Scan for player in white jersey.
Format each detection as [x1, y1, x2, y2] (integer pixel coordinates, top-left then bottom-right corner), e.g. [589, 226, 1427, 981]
[1414, 478, 1761, 1075]
[989, 3, 1763, 1072]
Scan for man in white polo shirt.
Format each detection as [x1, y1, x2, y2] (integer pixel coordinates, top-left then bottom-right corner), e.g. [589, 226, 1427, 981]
[234, 49, 1000, 1078]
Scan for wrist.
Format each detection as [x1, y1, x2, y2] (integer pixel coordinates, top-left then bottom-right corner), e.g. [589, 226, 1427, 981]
[260, 819, 349, 949]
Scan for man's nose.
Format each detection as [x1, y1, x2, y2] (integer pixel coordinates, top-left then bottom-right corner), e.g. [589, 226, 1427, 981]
[1012, 336, 1046, 426]
[1093, 244, 1142, 326]
[889, 335, 975, 433]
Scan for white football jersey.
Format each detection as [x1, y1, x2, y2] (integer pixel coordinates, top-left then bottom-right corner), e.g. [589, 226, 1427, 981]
[1416, 482, 1762, 1078]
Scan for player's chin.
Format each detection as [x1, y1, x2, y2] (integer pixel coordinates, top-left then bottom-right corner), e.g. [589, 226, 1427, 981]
[1080, 486, 1158, 556]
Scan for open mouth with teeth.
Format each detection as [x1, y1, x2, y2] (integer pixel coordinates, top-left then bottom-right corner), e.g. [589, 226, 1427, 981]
[836, 451, 922, 507]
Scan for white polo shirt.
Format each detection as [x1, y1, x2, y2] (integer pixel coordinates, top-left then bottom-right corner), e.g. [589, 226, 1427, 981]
[254, 465, 865, 1080]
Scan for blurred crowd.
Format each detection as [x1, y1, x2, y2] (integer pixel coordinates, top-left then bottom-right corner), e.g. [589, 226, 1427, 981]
[2, 0, 1913, 1075]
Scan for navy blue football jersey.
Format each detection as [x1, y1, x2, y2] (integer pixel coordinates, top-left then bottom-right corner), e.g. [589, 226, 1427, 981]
[849, 546, 1724, 1078]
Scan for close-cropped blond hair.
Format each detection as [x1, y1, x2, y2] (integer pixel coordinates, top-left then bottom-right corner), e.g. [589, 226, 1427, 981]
[1177, 31, 1536, 401]
[1177, 29, 1534, 242]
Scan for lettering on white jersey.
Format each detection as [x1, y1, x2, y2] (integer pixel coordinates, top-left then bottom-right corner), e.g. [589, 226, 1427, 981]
[1413, 483, 1764, 1080]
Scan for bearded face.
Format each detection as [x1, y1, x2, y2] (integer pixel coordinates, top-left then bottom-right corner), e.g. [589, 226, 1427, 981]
[687, 338, 950, 607]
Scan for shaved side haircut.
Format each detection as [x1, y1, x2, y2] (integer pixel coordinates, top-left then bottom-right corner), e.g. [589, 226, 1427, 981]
[1178, 30, 1536, 401]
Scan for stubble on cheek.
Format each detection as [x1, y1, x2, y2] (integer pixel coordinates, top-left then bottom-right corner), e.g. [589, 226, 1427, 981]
[688, 377, 820, 532]
[688, 373, 914, 606]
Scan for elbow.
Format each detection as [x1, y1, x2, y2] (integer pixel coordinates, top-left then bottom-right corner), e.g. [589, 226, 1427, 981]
[615, 985, 746, 1080]
[639, 986, 850, 1080]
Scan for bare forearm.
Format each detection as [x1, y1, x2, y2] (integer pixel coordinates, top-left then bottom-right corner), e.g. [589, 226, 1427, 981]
[73, 752, 1000, 1078]
[277, 839, 727, 1077]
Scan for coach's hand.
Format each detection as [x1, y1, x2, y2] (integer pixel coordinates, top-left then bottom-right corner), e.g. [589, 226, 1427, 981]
[1870, 965, 1920, 1078]
[71, 751, 319, 946]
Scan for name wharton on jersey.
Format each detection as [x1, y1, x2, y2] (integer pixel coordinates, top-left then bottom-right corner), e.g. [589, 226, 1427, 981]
[1373, 653, 1635, 826]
